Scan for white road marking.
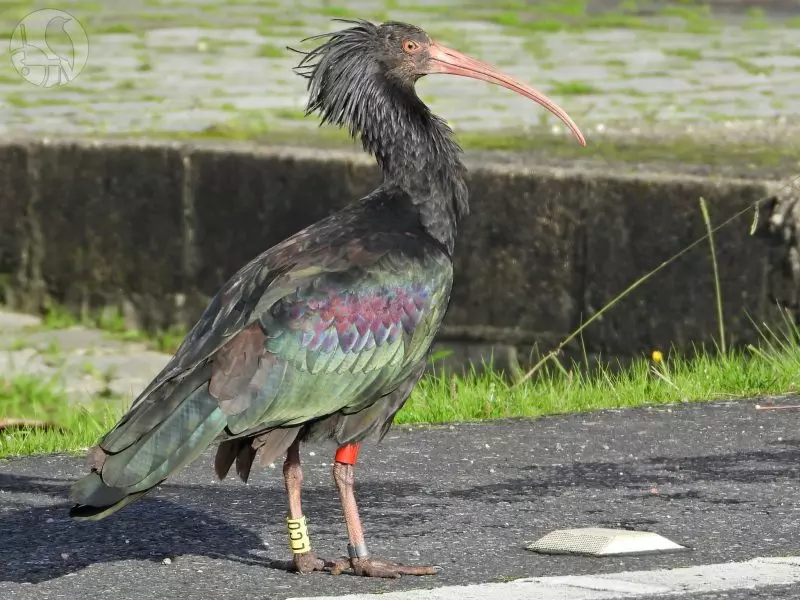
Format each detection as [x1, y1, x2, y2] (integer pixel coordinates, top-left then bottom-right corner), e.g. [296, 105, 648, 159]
[289, 556, 800, 600]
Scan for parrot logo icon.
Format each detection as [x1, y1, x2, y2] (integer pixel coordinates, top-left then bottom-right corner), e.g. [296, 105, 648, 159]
[9, 9, 89, 87]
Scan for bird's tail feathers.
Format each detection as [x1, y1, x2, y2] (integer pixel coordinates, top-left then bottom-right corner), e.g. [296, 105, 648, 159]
[69, 370, 227, 520]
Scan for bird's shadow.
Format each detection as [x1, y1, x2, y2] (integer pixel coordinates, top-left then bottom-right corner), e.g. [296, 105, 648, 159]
[0, 470, 300, 584]
[0, 467, 438, 585]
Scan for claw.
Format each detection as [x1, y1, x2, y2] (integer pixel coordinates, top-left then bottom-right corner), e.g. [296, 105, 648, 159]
[330, 557, 351, 576]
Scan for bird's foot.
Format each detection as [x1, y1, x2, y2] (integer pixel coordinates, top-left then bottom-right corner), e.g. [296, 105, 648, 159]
[291, 552, 335, 574]
[331, 557, 441, 579]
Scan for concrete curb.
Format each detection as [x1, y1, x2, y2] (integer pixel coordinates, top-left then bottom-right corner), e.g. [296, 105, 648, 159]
[0, 136, 793, 370]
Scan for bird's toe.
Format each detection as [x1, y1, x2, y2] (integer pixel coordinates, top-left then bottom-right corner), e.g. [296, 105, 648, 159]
[292, 552, 328, 574]
[335, 557, 441, 578]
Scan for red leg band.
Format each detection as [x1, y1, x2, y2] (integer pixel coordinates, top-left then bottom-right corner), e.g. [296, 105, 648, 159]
[334, 443, 360, 465]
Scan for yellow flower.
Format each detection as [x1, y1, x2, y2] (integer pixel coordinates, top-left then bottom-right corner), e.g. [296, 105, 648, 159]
[651, 350, 663, 363]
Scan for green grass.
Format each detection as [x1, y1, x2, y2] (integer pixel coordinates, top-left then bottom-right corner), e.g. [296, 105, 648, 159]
[604, 58, 628, 68]
[94, 23, 137, 35]
[663, 47, 703, 61]
[2, 335, 799, 458]
[319, 6, 358, 18]
[583, 14, 649, 30]
[744, 7, 769, 30]
[258, 43, 286, 58]
[271, 107, 308, 121]
[548, 80, 599, 96]
[731, 57, 773, 77]
[399, 344, 798, 423]
[4, 94, 29, 108]
[0, 375, 122, 458]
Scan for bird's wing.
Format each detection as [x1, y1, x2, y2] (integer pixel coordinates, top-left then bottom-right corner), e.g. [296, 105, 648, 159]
[219, 240, 452, 438]
[99, 233, 451, 452]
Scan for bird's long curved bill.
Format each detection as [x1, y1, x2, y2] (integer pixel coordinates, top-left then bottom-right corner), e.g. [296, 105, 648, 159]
[426, 41, 586, 146]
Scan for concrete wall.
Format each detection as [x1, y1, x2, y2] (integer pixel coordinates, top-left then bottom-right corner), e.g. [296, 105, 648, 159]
[0, 137, 788, 370]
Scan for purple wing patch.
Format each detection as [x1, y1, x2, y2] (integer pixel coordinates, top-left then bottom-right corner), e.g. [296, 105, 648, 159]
[272, 283, 432, 354]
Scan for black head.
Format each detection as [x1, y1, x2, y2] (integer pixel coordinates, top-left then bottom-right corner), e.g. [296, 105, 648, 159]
[294, 20, 585, 145]
[294, 21, 433, 90]
[361, 21, 432, 86]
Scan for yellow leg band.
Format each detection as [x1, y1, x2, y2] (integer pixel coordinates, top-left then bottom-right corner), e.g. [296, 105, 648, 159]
[286, 515, 311, 555]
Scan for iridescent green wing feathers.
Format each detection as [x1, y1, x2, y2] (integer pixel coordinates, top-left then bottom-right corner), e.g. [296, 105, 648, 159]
[70, 231, 451, 519]
[220, 246, 452, 436]
[100, 236, 451, 451]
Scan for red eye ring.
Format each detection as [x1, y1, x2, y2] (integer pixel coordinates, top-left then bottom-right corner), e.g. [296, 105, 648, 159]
[402, 39, 420, 53]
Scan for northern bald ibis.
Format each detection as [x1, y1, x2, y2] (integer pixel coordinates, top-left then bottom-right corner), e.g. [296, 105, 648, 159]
[70, 19, 585, 578]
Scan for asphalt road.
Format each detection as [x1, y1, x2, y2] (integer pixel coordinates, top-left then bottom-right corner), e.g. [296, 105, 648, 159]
[1, 398, 799, 599]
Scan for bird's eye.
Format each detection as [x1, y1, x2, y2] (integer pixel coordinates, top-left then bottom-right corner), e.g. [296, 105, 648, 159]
[402, 39, 420, 54]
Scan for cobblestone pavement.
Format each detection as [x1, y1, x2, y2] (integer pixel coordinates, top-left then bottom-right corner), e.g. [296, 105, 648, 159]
[1, 0, 798, 138]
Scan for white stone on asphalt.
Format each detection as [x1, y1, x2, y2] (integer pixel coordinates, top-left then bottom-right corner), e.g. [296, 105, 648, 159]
[527, 527, 686, 557]
[289, 556, 800, 600]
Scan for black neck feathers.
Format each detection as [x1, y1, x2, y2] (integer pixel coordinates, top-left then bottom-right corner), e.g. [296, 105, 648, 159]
[294, 20, 469, 253]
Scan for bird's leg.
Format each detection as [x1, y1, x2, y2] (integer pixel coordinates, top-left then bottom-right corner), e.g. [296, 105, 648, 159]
[330, 443, 440, 578]
[283, 439, 329, 574]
